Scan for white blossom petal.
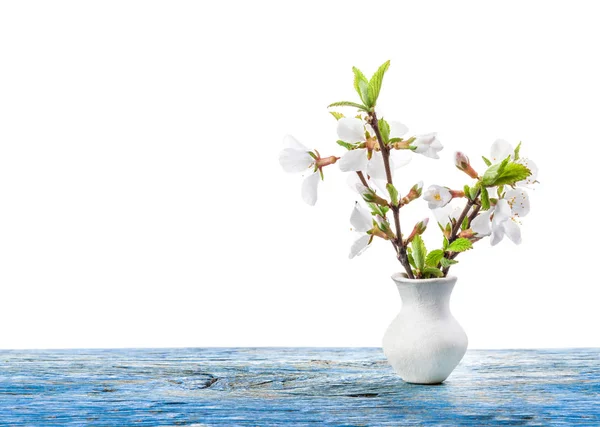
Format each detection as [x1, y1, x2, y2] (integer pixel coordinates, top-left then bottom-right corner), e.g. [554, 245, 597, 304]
[390, 149, 412, 169]
[503, 220, 522, 244]
[412, 133, 436, 154]
[375, 179, 390, 195]
[493, 199, 512, 224]
[505, 188, 530, 218]
[339, 149, 368, 172]
[389, 121, 409, 138]
[367, 152, 388, 180]
[413, 133, 443, 159]
[301, 172, 320, 206]
[516, 158, 538, 187]
[283, 134, 309, 151]
[349, 234, 371, 259]
[350, 203, 372, 233]
[279, 148, 313, 173]
[490, 139, 513, 163]
[471, 210, 492, 236]
[490, 224, 505, 246]
[433, 206, 452, 227]
[337, 118, 366, 143]
[423, 185, 452, 209]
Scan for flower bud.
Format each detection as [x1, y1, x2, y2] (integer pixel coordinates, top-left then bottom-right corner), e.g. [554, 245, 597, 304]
[375, 215, 396, 240]
[454, 151, 479, 179]
[315, 155, 340, 168]
[401, 181, 423, 206]
[406, 218, 429, 244]
[360, 187, 389, 207]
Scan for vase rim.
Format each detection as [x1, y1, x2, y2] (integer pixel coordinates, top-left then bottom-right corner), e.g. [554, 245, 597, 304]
[391, 272, 457, 283]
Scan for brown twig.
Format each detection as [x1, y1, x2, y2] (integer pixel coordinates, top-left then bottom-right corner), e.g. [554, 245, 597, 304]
[356, 171, 369, 188]
[442, 188, 481, 276]
[369, 112, 414, 279]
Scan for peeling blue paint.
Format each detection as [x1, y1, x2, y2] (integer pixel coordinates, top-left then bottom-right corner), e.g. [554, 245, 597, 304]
[0, 348, 598, 426]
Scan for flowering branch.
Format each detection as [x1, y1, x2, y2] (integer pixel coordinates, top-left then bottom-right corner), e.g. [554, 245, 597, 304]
[279, 60, 538, 281]
[442, 188, 480, 275]
[368, 112, 414, 279]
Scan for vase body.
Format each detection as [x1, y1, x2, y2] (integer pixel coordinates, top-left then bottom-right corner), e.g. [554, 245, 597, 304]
[382, 273, 468, 384]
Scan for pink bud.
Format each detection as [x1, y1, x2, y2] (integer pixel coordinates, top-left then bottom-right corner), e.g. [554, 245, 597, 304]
[454, 151, 479, 179]
[455, 151, 470, 169]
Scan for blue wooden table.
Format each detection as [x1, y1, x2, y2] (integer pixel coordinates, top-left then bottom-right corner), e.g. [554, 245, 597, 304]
[1, 348, 599, 426]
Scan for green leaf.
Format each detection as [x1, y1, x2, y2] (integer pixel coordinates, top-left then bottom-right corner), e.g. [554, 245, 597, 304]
[386, 183, 399, 207]
[440, 257, 458, 267]
[482, 156, 492, 167]
[388, 137, 402, 144]
[494, 163, 531, 186]
[336, 140, 356, 150]
[352, 67, 371, 107]
[378, 118, 390, 144]
[480, 186, 490, 210]
[497, 185, 505, 198]
[330, 112, 344, 121]
[482, 156, 531, 187]
[514, 142, 522, 160]
[443, 236, 449, 250]
[461, 216, 469, 230]
[426, 249, 444, 267]
[422, 267, 444, 278]
[327, 101, 369, 111]
[367, 60, 390, 108]
[483, 163, 531, 187]
[411, 235, 427, 271]
[464, 185, 472, 201]
[407, 248, 416, 269]
[447, 238, 473, 252]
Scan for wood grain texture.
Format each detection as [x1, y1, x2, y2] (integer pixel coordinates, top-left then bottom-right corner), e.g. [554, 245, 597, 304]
[0, 348, 599, 426]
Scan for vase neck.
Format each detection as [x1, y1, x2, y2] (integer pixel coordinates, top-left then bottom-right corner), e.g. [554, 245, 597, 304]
[394, 278, 456, 317]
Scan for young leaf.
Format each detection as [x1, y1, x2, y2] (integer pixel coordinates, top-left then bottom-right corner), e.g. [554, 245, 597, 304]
[367, 60, 390, 108]
[327, 101, 368, 111]
[407, 248, 416, 269]
[426, 249, 444, 267]
[447, 238, 473, 252]
[423, 267, 444, 278]
[497, 185, 505, 198]
[461, 216, 469, 230]
[464, 185, 472, 201]
[440, 257, 458, 267]
[336, 140, 355, 150]
[411, 235, 427, 271]
[492, 163, 531, 186]
[352, 67, 371, 108]
[482, 156, 492, 167]
[514, 142, 522, 160]
[497, 155, 510, 176]
[330, 112, 344, 121]
[386, 183, 399, 207]
[378, 118, 390, 144]
[480, 186, 490, 210]
[482, 156, 530, 187]
[443, 236, 449, 250]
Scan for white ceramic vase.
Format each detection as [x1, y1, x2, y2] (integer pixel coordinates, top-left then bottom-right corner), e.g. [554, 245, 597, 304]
[382, 273, 468, 384]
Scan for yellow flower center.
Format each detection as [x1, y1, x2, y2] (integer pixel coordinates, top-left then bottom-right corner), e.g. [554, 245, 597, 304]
[434, 193, 441, 201]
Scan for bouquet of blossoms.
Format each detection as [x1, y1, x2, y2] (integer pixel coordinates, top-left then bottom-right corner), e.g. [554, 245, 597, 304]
[278, 60, 538, 280]
[278, 60, 539, 385]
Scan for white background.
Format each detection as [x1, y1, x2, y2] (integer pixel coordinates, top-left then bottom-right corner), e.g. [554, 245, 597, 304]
[1, 1, 598, 349]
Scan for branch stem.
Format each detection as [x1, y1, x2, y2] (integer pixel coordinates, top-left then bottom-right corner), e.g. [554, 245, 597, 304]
[369, 112, 414, 279]
[442, 188, 481, 276]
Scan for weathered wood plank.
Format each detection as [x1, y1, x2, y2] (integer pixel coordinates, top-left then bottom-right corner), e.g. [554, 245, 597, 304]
[0, 348, 599, 426]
